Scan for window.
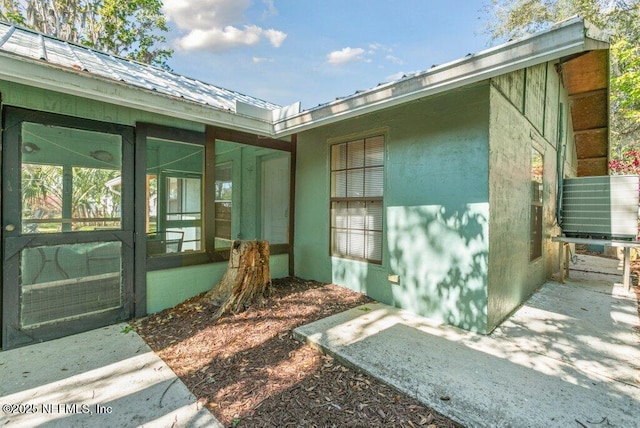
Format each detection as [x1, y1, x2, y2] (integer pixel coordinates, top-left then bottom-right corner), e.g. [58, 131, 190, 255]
[146, 137, 204, 256]
[530, 148, 544, 260]
[330, 135, 384, 263]
[139, 123, 294, 271]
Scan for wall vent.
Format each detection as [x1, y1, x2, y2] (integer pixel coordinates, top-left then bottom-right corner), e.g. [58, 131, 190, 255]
[561, 175, 639, 240]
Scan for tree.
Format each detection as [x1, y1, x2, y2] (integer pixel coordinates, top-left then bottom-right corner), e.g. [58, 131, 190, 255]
[482, 0, 640, 170]
[0, 0, 172, 68]
[22, 164, 121, 231]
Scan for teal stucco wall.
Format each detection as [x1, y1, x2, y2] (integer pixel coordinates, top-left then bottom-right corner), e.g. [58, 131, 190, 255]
[295, 83, 491, 332]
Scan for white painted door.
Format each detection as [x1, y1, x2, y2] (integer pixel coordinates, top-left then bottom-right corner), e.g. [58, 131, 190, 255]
[261, 156, 289, 243]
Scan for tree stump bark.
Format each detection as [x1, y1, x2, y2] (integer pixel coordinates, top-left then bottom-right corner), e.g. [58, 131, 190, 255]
[205, 240, 271, 320]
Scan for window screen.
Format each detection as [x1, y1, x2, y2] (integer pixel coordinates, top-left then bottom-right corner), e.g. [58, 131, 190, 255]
[330, 136, 384, 263]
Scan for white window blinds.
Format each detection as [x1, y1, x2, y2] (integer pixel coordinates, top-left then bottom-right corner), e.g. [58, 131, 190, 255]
[330, 135, 384, 263]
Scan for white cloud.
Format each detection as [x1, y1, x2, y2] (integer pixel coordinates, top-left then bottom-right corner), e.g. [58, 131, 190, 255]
[327, 47, 366, 65]
[264, 29, 287, 47]
[386, 55, 404, 65]
[262, 0, 278, 18]
[368, 42, 392, 53]
[253, 56, 274, 63]
[163, 0, 287, 52]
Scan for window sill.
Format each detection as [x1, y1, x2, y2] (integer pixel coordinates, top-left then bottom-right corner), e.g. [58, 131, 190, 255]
[146, 243, 290, 271]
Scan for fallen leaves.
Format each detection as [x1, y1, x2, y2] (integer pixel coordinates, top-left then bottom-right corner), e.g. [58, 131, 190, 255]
[134, 277, 461, 427]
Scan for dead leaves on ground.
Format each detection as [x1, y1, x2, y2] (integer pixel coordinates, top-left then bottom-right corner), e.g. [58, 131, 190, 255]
[134, 278, 460, 428]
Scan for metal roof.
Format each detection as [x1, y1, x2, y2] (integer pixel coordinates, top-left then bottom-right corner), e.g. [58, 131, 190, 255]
[273, 16, 610, 136]
[0, 21, 280, 114]
[0, 17, 610, 147]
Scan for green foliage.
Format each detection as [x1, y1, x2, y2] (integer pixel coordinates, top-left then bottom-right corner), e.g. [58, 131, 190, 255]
[0, 0, 173, 69]
[22, 164, 121, 230]
[482, 0, 610, 41]
[482, 0, 640, 169]
[612, 38, 640, 125]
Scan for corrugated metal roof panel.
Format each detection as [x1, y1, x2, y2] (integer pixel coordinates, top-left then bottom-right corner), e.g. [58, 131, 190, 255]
[0, 21, 280, 113]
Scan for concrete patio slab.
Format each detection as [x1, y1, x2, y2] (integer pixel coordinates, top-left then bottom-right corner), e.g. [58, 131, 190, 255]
[294, 255, 640, 427]
[0, 323, 222, 427]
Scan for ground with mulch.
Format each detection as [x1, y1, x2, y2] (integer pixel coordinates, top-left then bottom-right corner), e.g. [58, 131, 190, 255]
[132, 277, 461, 428]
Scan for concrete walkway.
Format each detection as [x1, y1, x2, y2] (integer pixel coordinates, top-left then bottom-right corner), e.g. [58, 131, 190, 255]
[0, 323, 222, 427]
[294, 255, 640, 427]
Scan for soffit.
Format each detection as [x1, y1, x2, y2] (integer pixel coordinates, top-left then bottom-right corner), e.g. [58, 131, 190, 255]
[561, 49, 610, 176]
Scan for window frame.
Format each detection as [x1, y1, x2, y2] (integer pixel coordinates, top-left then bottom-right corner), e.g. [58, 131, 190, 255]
[136, 123, 216, 271]
[329, 133, 385, 264]
[530, 146, 544, 261]
[213, 161, 234, 249]
[138, 123, 296, 273]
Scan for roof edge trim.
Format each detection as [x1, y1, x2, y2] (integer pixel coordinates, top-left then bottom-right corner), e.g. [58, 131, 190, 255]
[0, 52, 275, 135]
[273, 17, 609, 136]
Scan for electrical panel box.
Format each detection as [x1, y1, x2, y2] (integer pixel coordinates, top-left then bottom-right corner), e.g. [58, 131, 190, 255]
[562, 175, 639, 240]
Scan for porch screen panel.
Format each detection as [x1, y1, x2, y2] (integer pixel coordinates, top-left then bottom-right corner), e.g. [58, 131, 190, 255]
[330, 135, 384, 263]
[19, 242, 123, 328]
[146, 137, 204, 256]
[21, 123, 122, 233]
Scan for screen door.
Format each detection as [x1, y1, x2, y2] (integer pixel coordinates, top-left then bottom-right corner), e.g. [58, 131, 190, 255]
[2, 107, 135, 349]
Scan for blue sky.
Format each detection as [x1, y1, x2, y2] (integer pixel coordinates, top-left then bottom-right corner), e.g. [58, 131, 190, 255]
[163, 0, 491, 110]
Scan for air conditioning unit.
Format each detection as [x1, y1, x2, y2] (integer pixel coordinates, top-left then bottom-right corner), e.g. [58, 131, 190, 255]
[561, 175, 639, 240]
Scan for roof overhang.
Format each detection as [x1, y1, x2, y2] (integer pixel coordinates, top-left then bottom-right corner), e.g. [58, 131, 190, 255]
[0, 51, 275, 136]
[0, 17, 610, 153]
[560, 49, 610, 175]
[272, 17, 610, 137]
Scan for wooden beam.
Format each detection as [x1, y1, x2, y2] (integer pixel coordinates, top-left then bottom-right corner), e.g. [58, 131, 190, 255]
[577, 157, 608, 176]
[210, 126, 292, 152]
[569, 89, 608, 132]
[575, 128, 608, 159]
[205, 126, 217, 260]
[562, 49, 609, 95]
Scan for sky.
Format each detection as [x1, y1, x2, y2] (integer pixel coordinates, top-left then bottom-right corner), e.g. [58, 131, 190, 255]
[162, 0, 492, 110]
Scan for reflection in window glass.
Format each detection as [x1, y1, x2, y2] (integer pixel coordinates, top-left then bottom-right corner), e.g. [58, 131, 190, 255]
[146, 137, 203, 256]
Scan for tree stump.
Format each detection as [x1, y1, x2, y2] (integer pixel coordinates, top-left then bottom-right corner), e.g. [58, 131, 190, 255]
[205, 240, 272, 320]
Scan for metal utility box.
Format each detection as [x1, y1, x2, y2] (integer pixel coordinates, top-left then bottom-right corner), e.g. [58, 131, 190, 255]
[562, 175, 639, 240]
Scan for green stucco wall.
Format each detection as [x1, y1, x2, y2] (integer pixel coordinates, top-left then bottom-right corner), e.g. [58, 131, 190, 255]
[486, 62, 575, 331]
[295, 83, 491, 332]
[146, 253, 289, 313]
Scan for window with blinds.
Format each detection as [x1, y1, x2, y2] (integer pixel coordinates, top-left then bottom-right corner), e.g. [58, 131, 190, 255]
[330, 135, 384, 263]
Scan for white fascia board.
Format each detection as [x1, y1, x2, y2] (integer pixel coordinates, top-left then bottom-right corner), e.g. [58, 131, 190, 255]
[0, 53, 275, 136]
[235, 100, 272, 121]
[234, 100, 301, 122]
[273, 17, 609, 136]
